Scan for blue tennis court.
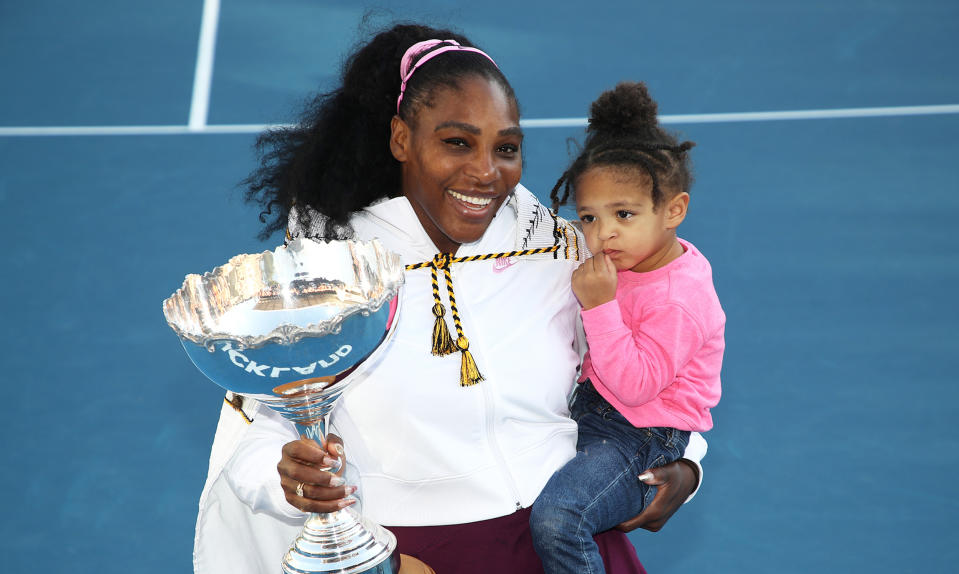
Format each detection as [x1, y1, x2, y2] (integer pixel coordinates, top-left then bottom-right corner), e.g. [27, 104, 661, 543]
[2, 1, 957, 572]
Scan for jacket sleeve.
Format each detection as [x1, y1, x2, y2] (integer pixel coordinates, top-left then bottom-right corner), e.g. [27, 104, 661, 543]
[682, 431, 707, 502]
[221, 405, 306, 520]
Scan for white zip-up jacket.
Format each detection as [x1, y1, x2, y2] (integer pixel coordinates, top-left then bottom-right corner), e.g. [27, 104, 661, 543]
[193, 186, 706, 573]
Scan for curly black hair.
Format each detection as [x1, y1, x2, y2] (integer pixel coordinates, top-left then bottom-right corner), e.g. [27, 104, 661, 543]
[244, 23, 518, 240]
[549, 82, 695, 213]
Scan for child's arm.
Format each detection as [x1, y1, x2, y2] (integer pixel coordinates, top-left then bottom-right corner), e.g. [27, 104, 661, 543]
[582, 299, 705, 407]
[571, 254, 618, 310]
[572, 253, 706, 407]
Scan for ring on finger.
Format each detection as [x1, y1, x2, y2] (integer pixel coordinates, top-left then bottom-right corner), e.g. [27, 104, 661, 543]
[296, 482, 305, 497]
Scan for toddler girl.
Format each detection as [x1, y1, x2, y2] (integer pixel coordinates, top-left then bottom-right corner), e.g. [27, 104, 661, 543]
[529, 82, 725, 573]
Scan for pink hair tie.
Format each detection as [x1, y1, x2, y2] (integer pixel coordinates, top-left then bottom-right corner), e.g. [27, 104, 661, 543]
[396, 39, 498, 114]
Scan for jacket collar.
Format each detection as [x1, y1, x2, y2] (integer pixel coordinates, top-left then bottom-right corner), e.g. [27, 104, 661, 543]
[354, 187, 532, 264]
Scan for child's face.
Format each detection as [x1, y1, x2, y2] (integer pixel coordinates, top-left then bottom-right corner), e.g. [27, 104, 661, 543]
[575, 166, 688, 273]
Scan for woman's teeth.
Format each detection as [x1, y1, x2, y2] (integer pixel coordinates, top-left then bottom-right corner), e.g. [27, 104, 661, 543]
[448, 190, 492, 208]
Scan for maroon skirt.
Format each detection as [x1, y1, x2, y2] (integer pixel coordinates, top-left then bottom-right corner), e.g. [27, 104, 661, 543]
[386, 507, 647, 574]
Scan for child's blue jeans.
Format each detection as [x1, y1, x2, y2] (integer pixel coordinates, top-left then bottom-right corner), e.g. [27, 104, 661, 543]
[530, 380, 690, 574]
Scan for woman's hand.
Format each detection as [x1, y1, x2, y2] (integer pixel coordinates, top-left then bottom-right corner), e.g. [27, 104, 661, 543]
[277, 433, 357, 513]
[615, 459, 699, 532]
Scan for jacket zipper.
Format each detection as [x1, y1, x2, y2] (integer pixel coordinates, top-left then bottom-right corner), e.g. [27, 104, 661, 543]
[481, 364, 523, 510]
[455, 262, 524, 511]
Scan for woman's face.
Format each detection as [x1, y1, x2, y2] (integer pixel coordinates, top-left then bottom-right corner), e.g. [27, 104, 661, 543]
[390, 76, 523, 254]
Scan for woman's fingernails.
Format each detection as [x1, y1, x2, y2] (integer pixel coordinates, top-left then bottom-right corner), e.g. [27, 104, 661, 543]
[338, 498, 357, 508]
[322, 457, 339, 468]
[346, 485, 358, 496]
[329, 476, 345, 487]
[638, 472, 654, 483]
[333, 443, 345, 456]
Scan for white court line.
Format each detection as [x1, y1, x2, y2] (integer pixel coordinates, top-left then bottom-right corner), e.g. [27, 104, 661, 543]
[523, 104, 959, 127]
[0, 124, 277, 137]
[188, 0, 221, 131]
[1, 104, 958, 137]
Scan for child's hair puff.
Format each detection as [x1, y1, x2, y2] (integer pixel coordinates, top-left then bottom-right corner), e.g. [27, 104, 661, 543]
[587, 81, 659, 139]
[551, 82, 695, 212]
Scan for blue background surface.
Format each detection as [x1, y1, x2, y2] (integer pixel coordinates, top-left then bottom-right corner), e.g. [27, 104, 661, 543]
[1, 1, 957, 572]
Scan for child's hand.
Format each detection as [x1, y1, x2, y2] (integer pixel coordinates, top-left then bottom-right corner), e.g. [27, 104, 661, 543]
[572, 254, 618, 310]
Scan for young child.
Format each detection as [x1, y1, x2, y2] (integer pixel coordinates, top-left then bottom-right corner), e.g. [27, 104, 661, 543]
[529, 82, 725, 573]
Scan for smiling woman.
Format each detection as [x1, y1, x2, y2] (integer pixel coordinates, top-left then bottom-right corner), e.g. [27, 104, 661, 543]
[198, 23, 707, 574]
[391, 75, 523, 254]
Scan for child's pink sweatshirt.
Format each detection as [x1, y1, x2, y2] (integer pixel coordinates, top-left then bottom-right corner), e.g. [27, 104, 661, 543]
[579, 238, 724, 431]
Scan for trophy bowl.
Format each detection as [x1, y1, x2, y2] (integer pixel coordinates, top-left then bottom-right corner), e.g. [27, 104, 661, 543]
[163, 238, 404, 574]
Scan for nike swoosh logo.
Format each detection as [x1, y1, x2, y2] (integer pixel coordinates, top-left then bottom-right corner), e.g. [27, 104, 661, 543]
[493, 256, 516, 273]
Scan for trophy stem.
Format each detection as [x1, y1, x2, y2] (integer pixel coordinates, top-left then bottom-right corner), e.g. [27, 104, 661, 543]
[282, 506, 399, 574]
[283, 420, 398, 574]
[296, 418, 331, 449]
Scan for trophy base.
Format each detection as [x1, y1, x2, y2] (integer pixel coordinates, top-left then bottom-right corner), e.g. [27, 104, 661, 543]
[281, 506, 399, 574]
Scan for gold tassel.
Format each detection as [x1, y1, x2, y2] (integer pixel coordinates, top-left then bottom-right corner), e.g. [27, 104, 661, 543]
[408, 247, 564, 388]
[457, 336, 484, 386]
[431, 303, 457, 356]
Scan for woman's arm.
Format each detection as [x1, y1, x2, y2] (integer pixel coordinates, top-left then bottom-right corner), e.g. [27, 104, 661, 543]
[220, 406, 303, 519]
[615, 460, 697, 533]
[221, 406, 353, 518]
[616, 431, 706, 532]
[276, 433, 357, 514]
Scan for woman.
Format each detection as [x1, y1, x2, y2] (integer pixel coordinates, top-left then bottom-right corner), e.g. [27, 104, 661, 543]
[196, 23, 706, 574]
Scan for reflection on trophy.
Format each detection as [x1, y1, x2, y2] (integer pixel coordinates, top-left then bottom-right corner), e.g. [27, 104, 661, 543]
[163, 238, 404, 574]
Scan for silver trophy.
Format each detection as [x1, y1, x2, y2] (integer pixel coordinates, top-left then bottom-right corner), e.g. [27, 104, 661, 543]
[163, 238, 404, 574]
